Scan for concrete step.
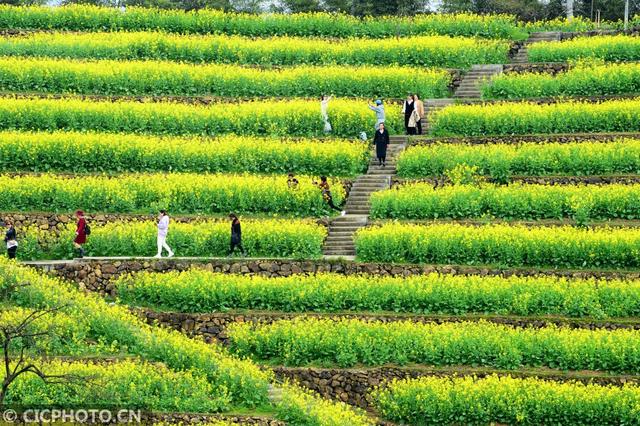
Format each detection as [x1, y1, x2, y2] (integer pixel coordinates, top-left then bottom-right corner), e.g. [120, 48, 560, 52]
[323, 243, 356, 249]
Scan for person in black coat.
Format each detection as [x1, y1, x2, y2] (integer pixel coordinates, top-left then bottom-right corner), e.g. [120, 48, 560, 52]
[228, 213, 247, 257]
[402, 94, 415, 135]
[3, 221, 17, 259]
[373, 122, 390, 167]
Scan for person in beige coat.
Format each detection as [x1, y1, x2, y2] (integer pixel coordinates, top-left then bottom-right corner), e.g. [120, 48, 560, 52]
[414, 94, 425, 135]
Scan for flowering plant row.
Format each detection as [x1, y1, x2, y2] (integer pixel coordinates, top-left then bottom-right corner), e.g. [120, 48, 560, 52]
[229, 317, 640, 371]
[397, 138, 640, 180]
[0, 31, 510, 69]
[0, 5, 526, 40]
[0, 131, 368, 177]
[528, 35, 640, 63]
[374, 375, 640, 425]
[371, 182, 640, 222]
[18, 219, 325, 260]
[115, 270, 640, 319]
[0, 97, 400, 138]
[355, 222, 640, 269]
[0, 56, 451, 99]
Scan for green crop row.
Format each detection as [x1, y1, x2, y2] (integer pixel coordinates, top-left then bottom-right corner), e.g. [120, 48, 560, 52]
[0, 56, 451, 99]
[484, 61, 640, 99]
[115, 270, 640, 319]
[229, 317, 640, 371]
[16, 219, 325, 260]
[397, 139, 640, 180]
[0, 31, 511, 69]
[371, 182, 640, 222]
[0, 131, 368, 177]
[373, 375, 640, 425]
[355, 222, 640, 269]
[0, 173, 344, 217]
[5, 359, 220, 412]
[528, 35, 640, 63]
[430, 98, 640, 136]
[0, 5, 527, 40]
[0, 259, 270, 409]
[0, 97, 400, 138]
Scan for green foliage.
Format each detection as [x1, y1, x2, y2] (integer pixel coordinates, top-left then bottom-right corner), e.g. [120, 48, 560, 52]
[4, 360, 221, 412]
[17, 219, 325, 260]
[0, 131, 369, 177]
[276, 383, 373, 426]
[483, 61, 640, 99]
[397, 139, 640, 180]
[0, 97, 396, 138]
[0, 5, 527, 39]
[528, 34, 640, 63]
[371, 182, 640, 222]
[0, 173, 344, 217]
[0, 56, 452, 99]
[0, 258, 272, 408]
[0, 31, 511, 69]
[374, 375, 640, 425]
[355, 222, 640, 269]
[115, 270, 640, 319]
[444, 164, 482, 185]
[430, 98, 640, 136]
[229, 317, 640, 371]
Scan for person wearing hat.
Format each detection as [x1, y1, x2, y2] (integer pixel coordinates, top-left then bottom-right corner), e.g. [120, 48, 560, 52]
[3, 220, 17, 259]
[74, 210, 88, 258]
[368, 99, 386, 131]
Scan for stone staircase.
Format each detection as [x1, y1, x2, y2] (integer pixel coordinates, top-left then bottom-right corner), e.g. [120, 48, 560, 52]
[322, 138, 407, 259]
[423, 99, 454, 132]
[512, 31, 561, 63]
[453, 64, 504, 100]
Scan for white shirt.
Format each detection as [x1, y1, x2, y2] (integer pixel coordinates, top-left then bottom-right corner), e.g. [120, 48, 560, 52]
[157, 215, 169, 237]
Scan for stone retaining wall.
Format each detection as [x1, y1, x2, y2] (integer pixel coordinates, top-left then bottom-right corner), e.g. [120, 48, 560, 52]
[502, 62, 569, 75]
[412, 132, 640, 146]
[138, 309, 640, 345]
[13, 412, 283, 425]
[272, 366, 640, 410]
[29, 258, 640, 298]
[393, 175, 640, 187]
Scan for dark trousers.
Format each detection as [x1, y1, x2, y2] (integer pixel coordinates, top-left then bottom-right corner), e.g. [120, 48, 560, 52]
[7, 247, 16, 259]
[377, 155, 386, 165]
[407, 127, 417, 135]
[326, 196, 342, 212]
[229, 240, 246, 256]
[417, 119, 422, 135]
[404, 114, 411, 134]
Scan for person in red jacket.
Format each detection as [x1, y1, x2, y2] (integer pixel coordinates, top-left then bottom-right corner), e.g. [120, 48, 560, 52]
[74, 210, 88, 258]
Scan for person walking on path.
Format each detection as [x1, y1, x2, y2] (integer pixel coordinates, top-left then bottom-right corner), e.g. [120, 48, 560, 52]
[314, 176, 345, 216]
[321, 95, 333, 133]
[3, 221, 17, 259]
[74, 210, 88, 259]
[368, 99, 386, 131]
[402, 94, 416, 135]
[155, 210, 174, 258]
[414, 94, 425, 135]
[228, 213, 247, 257]
[373, 122, 390, 167]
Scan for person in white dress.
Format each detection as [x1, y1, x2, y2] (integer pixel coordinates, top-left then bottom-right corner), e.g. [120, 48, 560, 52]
[154, 210, 174, 258]
[321, 95, 332, 133]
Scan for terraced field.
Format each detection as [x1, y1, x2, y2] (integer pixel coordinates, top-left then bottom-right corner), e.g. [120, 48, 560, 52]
[3, 4, 640, 425]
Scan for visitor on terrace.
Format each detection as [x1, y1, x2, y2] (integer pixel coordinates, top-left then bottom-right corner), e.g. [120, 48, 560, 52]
[228, 213, 247, 257]
[321, 94, 333, 133]
[155, 210, 174, 258]
[368, 99, 385, 131]
[414, 94, 425, 135]
[402, 94, 416, 135]
[374, 122, 390, 168]
[3, 221, 17, 259]
[74, 210, 89, 259]
[287, 173, 299, 189]
[314, 176, 345, 216]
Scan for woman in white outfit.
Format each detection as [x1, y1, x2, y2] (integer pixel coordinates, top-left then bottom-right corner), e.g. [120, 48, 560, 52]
[155, 210, 174, 258]
[320, 95, 332, 133]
